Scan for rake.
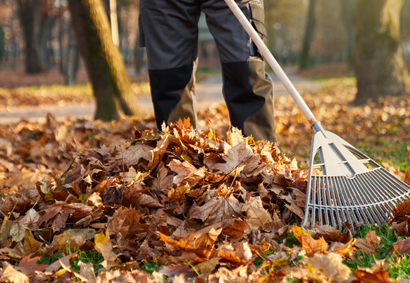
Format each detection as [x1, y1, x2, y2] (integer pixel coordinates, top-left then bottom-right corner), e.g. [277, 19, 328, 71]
[225, 0, 410, 230]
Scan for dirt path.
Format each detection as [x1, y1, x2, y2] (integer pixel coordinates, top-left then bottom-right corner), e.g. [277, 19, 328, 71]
[0, 68, 322, 124]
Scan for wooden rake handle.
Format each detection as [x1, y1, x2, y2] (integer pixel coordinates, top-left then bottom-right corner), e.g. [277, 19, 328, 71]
[224, 0, 318, 125]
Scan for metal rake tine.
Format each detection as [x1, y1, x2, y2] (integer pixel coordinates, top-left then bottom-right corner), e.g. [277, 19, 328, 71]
[329, 177, 343, 230]
[340, 176, 368, 224]
[335, 176, 356, 226]
[371, 170, 406, 198]
[378, 169, 410, 195]
[325, 176, 337, 227]
[361, 173, 395, 222]
[310, 177, 317, 226]
[355, 175, 385, 224]
[353, 176, 383, 225]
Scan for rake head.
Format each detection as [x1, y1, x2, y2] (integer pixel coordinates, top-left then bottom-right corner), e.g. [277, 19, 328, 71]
[302, 122, 410, 231]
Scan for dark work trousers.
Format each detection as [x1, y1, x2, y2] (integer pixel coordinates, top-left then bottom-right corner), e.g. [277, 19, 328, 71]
[139, 0, 277, 142]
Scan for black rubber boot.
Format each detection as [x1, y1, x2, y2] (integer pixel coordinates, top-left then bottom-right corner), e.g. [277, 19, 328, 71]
[222, 59, 276, 142]
[149, 62, 198, 129]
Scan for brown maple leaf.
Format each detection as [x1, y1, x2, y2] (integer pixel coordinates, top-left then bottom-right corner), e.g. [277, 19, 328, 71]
[354, 230, 380, 255]
[17, 254, 48, 275]
[217, 242, 253, 264]
[301, 235, 328, 256]
[188, 195, 240, 225]
[392, 237, 410, 254]
[240, 196, 271, 233]
[204, 141, 260, 175]
[354, 265, 390, 283]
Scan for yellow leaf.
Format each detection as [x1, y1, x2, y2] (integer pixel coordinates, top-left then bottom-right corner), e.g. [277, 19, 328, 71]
[95, 230, 119, 269]
[292, 225, 309, 243]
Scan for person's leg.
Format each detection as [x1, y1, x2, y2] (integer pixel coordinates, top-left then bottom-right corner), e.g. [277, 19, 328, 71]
[139, 0, 200, 129]
[201, 0, 276, 142]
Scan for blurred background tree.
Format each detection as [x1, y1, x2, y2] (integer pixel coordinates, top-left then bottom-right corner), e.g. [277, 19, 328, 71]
[68, 0, 143, 120]
[353, 0, 408, 104]
[0, 26, 5, 64]
[0, 0, 409, 118]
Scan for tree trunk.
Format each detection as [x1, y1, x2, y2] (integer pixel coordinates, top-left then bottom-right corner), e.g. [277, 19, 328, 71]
[353, 0, 408, 105]
[68, 0, 143, 121]
[17, 0, 43, 74]
[339, 0, 355, 68]
[38, 15, 55, 71]
[0, 26, 5, 64]
[59, 2, 65, 74]
[65, 26, 79, 86]
[300, 0, 317, 69]
[134, 30, 145, 74]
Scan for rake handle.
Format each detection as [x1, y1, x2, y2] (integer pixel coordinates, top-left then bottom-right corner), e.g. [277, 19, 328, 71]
[224, 0, 317, 125]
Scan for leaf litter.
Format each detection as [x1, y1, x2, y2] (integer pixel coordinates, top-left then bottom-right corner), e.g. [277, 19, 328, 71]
[0, 84, 410, 282]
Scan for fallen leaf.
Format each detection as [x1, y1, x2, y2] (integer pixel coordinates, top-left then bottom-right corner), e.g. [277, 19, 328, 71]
[0, 261, 29, 283]
[194, 257, 221, 275]
[217, 242, 253, 264]
[241, 196, 271, 232]
[312, 224, 352, 243]
[301, 253, 351, 282]
[10, 222, 28, 243]
[354, 265, 390, 283]
[292, 225, 309, 243]
[94, 230, 120, 269]
[301, 235, 328, 256]
[393, 238, 410, 254]
[18, 254, 48, 275]
[354, 230, 380, 255]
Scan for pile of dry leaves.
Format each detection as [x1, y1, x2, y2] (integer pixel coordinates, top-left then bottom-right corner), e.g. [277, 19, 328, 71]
[0, 112, 409, 282]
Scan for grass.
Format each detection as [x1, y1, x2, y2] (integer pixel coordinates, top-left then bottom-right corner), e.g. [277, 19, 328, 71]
[343, 224, 398, 271]
[356, 140, 410, 170]
[37, 250, 104, 276]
